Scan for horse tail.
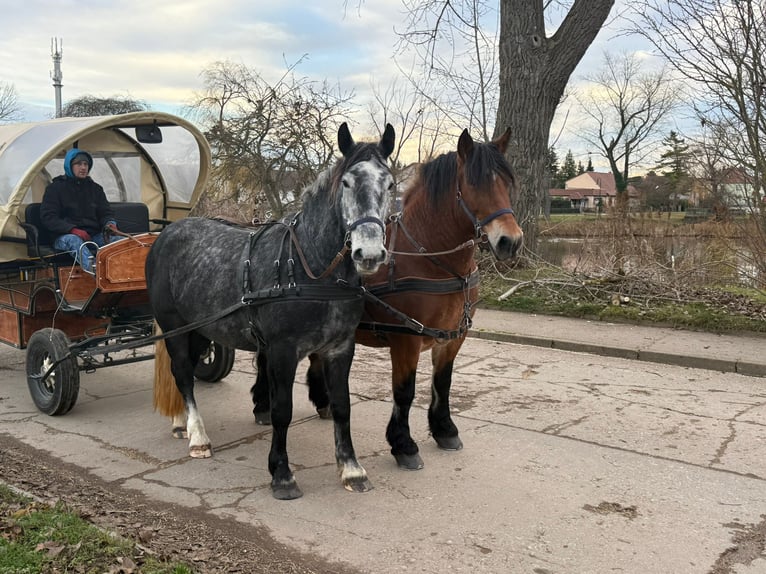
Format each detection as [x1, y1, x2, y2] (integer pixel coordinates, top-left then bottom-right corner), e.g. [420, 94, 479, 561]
[153, 324, 185, 417]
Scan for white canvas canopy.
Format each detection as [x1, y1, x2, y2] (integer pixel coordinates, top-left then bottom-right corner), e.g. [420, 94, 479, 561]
[0, 111, 211, 263]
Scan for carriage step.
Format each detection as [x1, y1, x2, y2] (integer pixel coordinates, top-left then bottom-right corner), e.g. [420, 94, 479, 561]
[60, 301, 86, 311]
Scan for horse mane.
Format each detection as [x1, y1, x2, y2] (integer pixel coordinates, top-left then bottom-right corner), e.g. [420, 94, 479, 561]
[415, 141, 517, 207]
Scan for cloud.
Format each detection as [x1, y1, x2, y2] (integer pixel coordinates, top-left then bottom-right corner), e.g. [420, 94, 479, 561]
[2, 0, 401, 118]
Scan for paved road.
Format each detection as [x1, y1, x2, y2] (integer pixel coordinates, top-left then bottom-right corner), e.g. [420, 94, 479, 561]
[1, 313, 766, 573]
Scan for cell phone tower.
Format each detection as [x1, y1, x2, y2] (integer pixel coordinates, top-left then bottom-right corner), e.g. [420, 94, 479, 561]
[51, 38, 63, 118]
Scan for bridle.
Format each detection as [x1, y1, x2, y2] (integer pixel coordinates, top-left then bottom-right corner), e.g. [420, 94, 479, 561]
[344, 215, 386, 246]
[455, 183, 515, 258]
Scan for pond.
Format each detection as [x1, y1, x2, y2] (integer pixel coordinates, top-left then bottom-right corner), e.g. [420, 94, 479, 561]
[535, 236, 764, 289]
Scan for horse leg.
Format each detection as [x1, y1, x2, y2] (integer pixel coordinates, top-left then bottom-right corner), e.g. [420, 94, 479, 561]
[167, 333, 212, 458]
[321, 343, 371, 493]
[171, 413, 188, 439]
[386, 339, 424, 470]
[250, 353, 271, 425]
[429, 340, 465, 451]
[307, 353, 332, 419]
[264, 347, 302, 500]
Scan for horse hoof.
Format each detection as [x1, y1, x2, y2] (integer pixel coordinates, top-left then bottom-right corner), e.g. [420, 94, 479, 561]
[189, 444, 212, 458]
[254, 411, 271, 425]
[171, 427, 188, 439]
[316, 406, 332, 419]
[343, 477, 373, 493]
[394, 452, 424, 470]
[271, 481, 303, 500]
[435, 435, 463, 451]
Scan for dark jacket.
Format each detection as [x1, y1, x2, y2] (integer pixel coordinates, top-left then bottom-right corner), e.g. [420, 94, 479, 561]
[40, 156, 116, 237]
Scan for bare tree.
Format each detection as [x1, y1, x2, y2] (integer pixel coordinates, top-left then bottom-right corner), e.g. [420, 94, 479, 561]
[630, 0, 766, 282]
[0, 81, 22, 123]
[577, 52, 678, 207]
[366, 75, 453, 167]
[398, 0, 615, 248]
[366, 76, 426, 170]
[397, 0, 500, 141]
[62, 95, 148, 117]
[187, 60, 355, 220]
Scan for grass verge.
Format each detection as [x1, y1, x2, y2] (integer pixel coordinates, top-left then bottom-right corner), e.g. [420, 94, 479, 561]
[479, 262, 766, 334]
[0, 484, 193, 574]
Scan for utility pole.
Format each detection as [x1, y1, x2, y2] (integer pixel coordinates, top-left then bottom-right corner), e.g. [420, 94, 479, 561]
[51, 38, 63, 118]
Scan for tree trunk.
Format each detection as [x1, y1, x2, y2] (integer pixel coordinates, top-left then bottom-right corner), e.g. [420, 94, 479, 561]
[495, 0, 614, 249]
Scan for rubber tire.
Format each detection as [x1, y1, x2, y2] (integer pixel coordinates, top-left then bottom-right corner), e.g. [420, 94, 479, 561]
[26, 328, 80, 416]
[194, 341, 235, 383]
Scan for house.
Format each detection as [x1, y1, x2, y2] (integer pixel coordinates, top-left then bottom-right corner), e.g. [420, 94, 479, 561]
[549, 172, 617, 212]
[720, 168, 759, 213]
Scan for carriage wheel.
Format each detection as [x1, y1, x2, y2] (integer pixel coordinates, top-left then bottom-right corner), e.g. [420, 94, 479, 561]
[194, 341, 235, 383]
[26, 328, 80, 416]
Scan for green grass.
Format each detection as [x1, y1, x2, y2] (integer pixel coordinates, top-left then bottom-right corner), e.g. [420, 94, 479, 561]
[0, 484, 193, 574]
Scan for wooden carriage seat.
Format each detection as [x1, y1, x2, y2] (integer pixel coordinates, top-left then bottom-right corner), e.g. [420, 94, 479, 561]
[22, 202, 150, 260]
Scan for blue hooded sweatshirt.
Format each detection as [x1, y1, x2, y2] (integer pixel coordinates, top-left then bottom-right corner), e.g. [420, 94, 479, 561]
[40, 149, 116, 236]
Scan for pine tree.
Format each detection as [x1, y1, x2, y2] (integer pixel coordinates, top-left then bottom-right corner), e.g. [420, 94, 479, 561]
[547, 146, 562, 187]
[562, 150, 578, 183]
[655, 131, 692, 210]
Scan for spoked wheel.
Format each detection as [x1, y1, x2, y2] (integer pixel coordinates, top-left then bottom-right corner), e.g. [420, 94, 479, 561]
[26, 328, 80, 416]
[194, 341, 235, 383]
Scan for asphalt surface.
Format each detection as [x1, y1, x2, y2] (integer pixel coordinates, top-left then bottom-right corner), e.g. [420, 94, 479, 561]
[1, 311, 766, 573]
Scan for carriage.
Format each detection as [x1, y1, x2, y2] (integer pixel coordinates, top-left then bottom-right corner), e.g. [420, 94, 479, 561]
[0, 111, 234, 416]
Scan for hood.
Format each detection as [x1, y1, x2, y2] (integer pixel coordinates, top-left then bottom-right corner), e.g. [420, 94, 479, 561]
[63, 148, 94, 178]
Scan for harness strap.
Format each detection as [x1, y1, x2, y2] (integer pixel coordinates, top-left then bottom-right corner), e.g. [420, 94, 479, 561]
[367, 268, 480, 297]
[359, 269, 480, 340]
[286, 222, 350, 280]
[242, 282, 365, 305]
[388, 216, 468, 279]
[360, 290, 472, 340]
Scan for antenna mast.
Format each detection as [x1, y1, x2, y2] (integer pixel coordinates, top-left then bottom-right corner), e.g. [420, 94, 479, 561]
[51, 38, 63, 118]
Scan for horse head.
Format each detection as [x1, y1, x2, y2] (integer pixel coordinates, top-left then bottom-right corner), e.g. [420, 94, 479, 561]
[455, 127, 523, 260]
[336, 122, 396, 275]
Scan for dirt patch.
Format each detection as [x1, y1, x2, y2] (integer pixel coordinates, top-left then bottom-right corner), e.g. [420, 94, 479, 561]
[0, 433, 358, 574]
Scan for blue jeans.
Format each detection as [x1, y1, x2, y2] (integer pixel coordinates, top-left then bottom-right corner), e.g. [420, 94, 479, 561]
[53, 232, 124, 272]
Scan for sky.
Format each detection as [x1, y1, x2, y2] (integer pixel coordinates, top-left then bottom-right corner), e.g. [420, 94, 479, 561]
[0, 0, 661, 169]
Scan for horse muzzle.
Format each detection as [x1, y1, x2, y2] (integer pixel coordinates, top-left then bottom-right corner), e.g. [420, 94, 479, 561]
[351, 244, 388, 275]
[347, 217, 388, 275]
[488, 231, 523, 260]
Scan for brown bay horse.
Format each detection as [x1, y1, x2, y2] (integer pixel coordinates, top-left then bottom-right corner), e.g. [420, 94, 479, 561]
[252, 127, 523, 470]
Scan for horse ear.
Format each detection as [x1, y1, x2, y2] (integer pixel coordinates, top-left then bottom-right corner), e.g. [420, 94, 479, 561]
[379, 123, 396, 159]
[492, 127, 512, 154]
[457, 129, 474, 160]
[338, 122, 355, 156]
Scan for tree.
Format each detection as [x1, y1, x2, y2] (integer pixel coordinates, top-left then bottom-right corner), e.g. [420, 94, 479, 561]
[577, 52, 678, 209]
[187, 60, 355, 220]
[631, 0, 765, 276]
[0, 81, 22, 123]
[548, 146, 563, 188]
[397, 0, 615, 247]
[62, 95, 147, 117]
[395, 0, 500, 142]
[366, 76, 450, 169]
[655, 130, 692, 210]
[561, 150, 578, 183]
